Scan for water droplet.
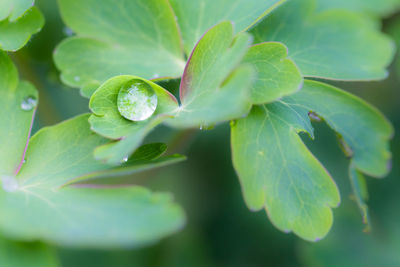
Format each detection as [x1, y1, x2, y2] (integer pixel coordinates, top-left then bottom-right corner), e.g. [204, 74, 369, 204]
[117, 79, 158, 121]
[1, 175, 19, 192]
[63, 27, 74, 36]
[199, 123, 215, 130]
[21, 96, 37, 111]
[121, 156, 128, 163]
[74, 76, 81, 82]
[308, 111, 322, 122]
[152, 73, 160, 79]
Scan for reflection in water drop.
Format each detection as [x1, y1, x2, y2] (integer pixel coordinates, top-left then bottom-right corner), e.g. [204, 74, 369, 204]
[117, 79, 157, 121]
[21, 96, 37, 111]
[1, 175, 19, 192]
[121, 156, 128, 163]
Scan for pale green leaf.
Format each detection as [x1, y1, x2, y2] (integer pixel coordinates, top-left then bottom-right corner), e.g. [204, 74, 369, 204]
[0, 6, 44, 51]
[0, 0, 34, 21]
[242, 42, 303, 104]
[0, 114, 185, 248]
[89, 75, 179, 165]
[0, 51, 37, 176]
[170, 0, 285, 54]
[251, 0, 395, 81]
[54, 0, 185, 96]
[166, 21, 254, 128]
[0, 237, 59, 267]
[231, 103, 340, 241]
[316, 0, 400, 18]
[0, 54, 185, 247]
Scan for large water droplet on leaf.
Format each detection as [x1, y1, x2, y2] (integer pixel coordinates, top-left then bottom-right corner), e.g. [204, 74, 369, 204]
[117, 79, 157, 121]
[21, 96, 37, 111]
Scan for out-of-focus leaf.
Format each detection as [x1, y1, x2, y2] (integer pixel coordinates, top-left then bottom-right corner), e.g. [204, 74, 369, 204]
[316, 0, 400, 17]
[251, 0, 395, 81]
[0, 0, 34, 21]
[0, 6, 44, 51]
[54, 0, 185, 96]
[169, 0, 285, 54]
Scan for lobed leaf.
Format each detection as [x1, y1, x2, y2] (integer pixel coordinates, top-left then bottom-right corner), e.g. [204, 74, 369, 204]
[251, 0, 395, 81]
[0, 54, 186, 247]
[166, 21, 255, 128]
[54, 0, 185, 96]
[231, 103, 340, 241]
[89, 75, 179, 165]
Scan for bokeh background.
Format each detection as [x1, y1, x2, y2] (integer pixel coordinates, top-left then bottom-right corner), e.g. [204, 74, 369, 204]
[9, 0, 400, 266]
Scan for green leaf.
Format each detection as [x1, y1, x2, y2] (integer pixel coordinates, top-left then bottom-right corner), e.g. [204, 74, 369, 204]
[287, 80, 393, 177]
[0, 51, 37, 176]
[169, 0, 285, 54]
[0, 237, 59, 267]
[242, 42, 303, 104]
[166, 21, 254, 128]
[316, 0, 400, 18]
[231, 103, 340, 241]
[349, 165, 370, 229]
[0, 0, 34, 21]
[0, 114, 185, 248]
[54, 0, 185, 96]
[251, 0, 395, 81]
[0, 54, 185, 247]
[0, 6, 44, 51]
[89, 75, 179, 165]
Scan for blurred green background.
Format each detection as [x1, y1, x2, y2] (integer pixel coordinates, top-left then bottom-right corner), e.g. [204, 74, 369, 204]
[8, 0, 400, 266]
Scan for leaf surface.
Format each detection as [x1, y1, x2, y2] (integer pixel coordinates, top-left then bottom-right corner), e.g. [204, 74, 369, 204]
[231, 103, 340, 241]
[0, 0, 34, 21]
[251, 0, 394, 81]
[0, 6, 44, 51]
[89, 75, 179, 165]
[166, 21, 254, 128]
[0, 54, 185, 247]
[54, 0, 185, 95]
[170, 0, 285, 54]
[243, 42, 303, 104]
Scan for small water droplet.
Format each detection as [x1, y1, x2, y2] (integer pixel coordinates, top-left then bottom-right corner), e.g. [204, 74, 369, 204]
[175, 16, 178, 21]
[21, 96, 37, 111]
[308, 111, 322, 122]
[74, 76, 81, 82]
[121, 156, 128, 163]
[117, 79, 158, 121]
[152, 73, 160, 79]
[63, 27, 74, 36]
[199, 123, 215, 130]
[1, 175, 19, 192]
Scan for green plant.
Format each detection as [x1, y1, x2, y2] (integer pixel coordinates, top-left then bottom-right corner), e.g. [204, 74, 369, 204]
[0, 0, 397, 263]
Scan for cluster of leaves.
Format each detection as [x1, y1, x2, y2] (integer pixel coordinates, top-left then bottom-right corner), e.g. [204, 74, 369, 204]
[0, 0, 397, 261]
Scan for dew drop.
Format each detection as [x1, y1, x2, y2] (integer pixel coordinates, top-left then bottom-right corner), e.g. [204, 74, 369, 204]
[308, 111, 322, 122]
[63, 27, 74, 36]
[1, 175, 19, 192]
[21, 96, 37, 111]
[199, 123, 215, 130]
[117, 79, 158, 121]
[74, 76, 81, 82]
[121, 156, 128, 163]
